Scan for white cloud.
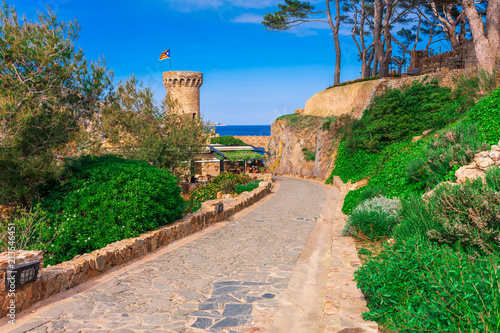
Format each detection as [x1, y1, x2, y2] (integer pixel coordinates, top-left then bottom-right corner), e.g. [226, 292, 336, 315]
[166, 0, 280, 12]
[231, 13, 263, 24]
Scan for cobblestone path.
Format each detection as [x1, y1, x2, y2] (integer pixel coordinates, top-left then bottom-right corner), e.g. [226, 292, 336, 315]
[9, 177, 327, 333]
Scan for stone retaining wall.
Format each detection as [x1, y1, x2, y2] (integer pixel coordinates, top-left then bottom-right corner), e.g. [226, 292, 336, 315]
[0, 181, 273, 318]
[233, 136, 270, 149]
[421, 40, 476, 74]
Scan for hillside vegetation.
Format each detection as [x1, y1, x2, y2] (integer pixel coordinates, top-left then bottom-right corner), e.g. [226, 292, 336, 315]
[328, 75, 500, 332]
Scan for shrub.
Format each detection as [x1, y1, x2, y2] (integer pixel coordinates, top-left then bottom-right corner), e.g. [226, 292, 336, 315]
[343, 196, 401, 240]
[428, 178, 500, 255]
[235, 180, 262, 194]
[188, 172, 251, 211]
[342, 185, 387, 215]
[452, 70, 497, 111]
[211, 136, 246, 145]
[485, 165, 500, 192]
[0, 206, 50, 253]
[302, 148, 316, 161]
[355, 239, 500, 332]
[329, 141, 379, 183]
[348, 81, 462, 152]
[469, 87, 500, 144]
[408, 122, 488, 188]
[396, 177, 500, 256]
[393, 193, 439, 244]
[34, 155, 185, 265]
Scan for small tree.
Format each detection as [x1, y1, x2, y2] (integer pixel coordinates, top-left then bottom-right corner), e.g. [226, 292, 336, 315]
[263, 0, 344, 85]
[0, 2, 112, 206]
[101, 76, 210, 179]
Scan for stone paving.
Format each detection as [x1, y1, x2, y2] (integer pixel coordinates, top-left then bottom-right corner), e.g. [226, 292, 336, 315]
[8, 177, 326, 333]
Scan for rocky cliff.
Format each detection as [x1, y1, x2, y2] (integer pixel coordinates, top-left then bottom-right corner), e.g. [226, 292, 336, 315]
[303, 79, 381, 118]
[267, 115, 341, 179]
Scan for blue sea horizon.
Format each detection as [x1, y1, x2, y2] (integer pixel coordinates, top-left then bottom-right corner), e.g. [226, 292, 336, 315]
[214, 125, 271, 136]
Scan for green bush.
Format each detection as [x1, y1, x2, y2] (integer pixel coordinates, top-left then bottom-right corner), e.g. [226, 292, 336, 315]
[189, 172, 251, 211]
[469, 87, 500, 144]
[340, 121, 487, 214]
[33, 155, 185, 265]
[211, 136, 246, 145]
[485, 165, 500, 192]
[342, 185, 387, 215]
[328, 141, 379, 183]
[407, 122, 488, 188]
[395, 176, 500, 255]
[235, 180, 262, 194]
[343, 196, 401, 240]
[348, 81, 462, 152]
[302, 148, 316, 161]
[355, 239, 500, 332]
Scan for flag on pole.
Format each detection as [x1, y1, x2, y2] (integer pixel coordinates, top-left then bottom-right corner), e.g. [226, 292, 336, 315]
[159, 49, 170, 60]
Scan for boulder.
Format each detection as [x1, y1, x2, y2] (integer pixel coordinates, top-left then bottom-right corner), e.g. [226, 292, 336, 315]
[489, 151, 500, 161]
[476, 157, 495, 170]
[455, 164, 485, 184]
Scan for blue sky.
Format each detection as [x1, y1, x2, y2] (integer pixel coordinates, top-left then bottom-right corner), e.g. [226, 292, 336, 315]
[14, 0, 373, 125]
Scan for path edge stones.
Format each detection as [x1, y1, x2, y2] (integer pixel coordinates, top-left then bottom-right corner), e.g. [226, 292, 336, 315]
[323, 177, 379, 333]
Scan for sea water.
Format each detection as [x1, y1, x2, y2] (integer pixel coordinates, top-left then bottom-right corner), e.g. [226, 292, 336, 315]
[214, 125, 271, 136]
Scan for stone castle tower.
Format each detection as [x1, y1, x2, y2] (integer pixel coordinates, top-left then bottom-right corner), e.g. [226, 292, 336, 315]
[163, 71, 203, 119]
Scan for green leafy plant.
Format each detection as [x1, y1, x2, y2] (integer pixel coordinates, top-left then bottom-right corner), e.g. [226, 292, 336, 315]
[328, 141, 379, 184]
[355, 239, 500, 332]
[468, 86, 500, 144]
[188, 172, 252, 211]
[485, 166, 500, 191]
[211, 136, 246, 145]
[348, 81, 463, 152]
[302, 147, 316, 161]
[235, 180, 262, 194]
[219, 151, 265, 161]
[407, 122, 488, 188]
[33, 155, 185, 265]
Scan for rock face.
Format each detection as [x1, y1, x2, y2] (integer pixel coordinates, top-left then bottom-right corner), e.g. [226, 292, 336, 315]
[454, 142, 500, 184]
[303, 80, 381, 118]
[267, 116, 339, 179]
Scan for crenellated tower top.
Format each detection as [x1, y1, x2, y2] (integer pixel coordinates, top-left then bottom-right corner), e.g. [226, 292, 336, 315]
[163, 71, 203, 118]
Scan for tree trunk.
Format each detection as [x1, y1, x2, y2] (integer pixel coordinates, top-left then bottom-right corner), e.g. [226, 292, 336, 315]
[379, 0, 394, 77]
[361, 49, 368, 78]
[327, 0, 342, 85]
[373, 0, 385, 77]
[333, 33, 341, 84]
[462, 0, 500, 73]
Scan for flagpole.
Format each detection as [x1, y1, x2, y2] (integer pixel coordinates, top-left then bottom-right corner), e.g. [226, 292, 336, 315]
[169, 57, 171, 71]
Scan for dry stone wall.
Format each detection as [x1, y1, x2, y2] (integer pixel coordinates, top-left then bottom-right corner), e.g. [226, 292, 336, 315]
[233, 136, 270, 149]
[421, 40, 476, 74]
[0, 181, 273, 318]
